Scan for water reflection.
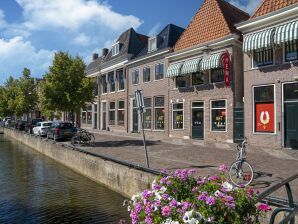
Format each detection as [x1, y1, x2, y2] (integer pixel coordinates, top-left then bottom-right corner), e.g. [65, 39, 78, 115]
[0, 135, 129, 224]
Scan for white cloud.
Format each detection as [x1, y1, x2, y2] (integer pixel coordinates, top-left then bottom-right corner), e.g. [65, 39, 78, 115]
[16, 0, 143, 31]
[73, 33, 91, 46]
[228, 0, 262, 14]
[0, 36, 55, 83]
[148, 22, 161, 36]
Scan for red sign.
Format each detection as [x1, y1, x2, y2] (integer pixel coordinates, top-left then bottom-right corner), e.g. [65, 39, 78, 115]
[255, 103, 275, 133]
[221, 52, 230, 87]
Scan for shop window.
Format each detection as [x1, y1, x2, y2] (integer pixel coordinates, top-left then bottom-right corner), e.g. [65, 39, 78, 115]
[87, 105, 92, 125]
[109, 102, 115, 125]
[175, 76, 187, 88]
[154, 96, 165, 130]
[108, 71, 115, 92]
[117, 100, 125, 125]
[155, 63, 164, 80]
[254, 85, 275, 133]
[252, 48, 273, 67]
[81, 109, 87, 124]
[172, 103, 183, 129]
[210, 68, 224, 83]
[101, 75, 107, 94]
[143, 67, 151, 82]
[143, 98, 152, 129]
[285, 40, 298, 62]
[192, 72, 204, 85]
[117, 69, 125, 91]
[211, 100, 226, 131]
[132, 70, 139, 84]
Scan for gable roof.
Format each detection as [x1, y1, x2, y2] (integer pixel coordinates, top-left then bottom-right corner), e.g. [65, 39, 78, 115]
[252, 0, 298, 18]
[174, 0, 249, 52]
[86, 56, 104, 76]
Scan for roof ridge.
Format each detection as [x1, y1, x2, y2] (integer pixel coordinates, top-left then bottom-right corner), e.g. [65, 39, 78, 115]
[220, 0, 250, 16]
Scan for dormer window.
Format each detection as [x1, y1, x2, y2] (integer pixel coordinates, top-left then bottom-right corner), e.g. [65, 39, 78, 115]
[148, 36, 157, 52]
[112, 42, 120, 56]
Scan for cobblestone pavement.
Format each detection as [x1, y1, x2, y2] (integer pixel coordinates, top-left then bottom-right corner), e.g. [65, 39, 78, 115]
[76, 130, 298, 200]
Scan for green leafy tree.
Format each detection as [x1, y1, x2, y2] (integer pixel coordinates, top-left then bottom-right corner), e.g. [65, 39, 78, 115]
[4, 76, 19, 117]
[40, 51, 95, 124]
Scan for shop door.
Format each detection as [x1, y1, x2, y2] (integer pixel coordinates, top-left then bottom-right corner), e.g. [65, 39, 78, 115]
[132, 99, 139, 132]
[191, 102, 204, 139]
[102, 102, 106, 130]
[284, 83, 298, 149]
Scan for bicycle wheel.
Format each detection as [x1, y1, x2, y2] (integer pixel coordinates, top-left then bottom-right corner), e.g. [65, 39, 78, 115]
[229, 160, 254, 187]
[87, 133, 95, 146]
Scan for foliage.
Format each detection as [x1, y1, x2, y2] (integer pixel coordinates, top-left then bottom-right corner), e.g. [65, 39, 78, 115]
[125, 166, 271, 224]
[40, 51, 96, 123]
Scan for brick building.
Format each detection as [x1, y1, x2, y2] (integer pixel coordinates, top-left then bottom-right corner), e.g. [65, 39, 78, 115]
[165, 0, 249, 143]
[126, 24, 184, 138]
[237, 0, 298, 149]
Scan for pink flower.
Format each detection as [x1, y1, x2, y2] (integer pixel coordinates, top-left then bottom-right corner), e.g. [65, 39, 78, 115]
[257, 203, 272, 212]
[219, 164, 228, 172]
[205, 196, 216, 206]
[145, 215, 153, 224]
[161, 206, 171, 217]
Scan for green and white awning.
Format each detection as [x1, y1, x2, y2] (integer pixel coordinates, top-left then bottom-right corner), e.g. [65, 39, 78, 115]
[275, 20, 298, 45]
[243, 28, 274, 53]
[200, 52, 222, 71]
[180, 57, 202, 75]
[166, 62, 183, 77]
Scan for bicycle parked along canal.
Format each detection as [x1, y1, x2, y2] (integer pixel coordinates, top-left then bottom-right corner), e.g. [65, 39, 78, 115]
[228, 137, 254, 187]
[71, 128, 95, 147]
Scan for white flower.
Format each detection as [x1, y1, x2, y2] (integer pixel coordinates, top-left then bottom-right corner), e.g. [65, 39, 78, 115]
[222, 182, 234, 191]
[162, 218, 179, 224]
[183, 210, 203, 224]
[160, 186, 167, 193]
[127, 205, 131, 211]
[154, 192, 162, 201]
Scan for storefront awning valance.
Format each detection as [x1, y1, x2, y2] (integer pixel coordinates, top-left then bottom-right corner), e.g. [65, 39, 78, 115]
[166, 62, 183, 78]
[200, 52, 222, 71]
[180, 57, 202, 75]
[275, 20, 298, 45]
[243, 28, 274, 53]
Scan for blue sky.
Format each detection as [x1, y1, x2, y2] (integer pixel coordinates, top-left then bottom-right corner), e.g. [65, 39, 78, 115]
[0, 0, 260, 84]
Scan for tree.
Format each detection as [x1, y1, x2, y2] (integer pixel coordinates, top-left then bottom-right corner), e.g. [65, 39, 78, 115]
[40, 51, 96, 124]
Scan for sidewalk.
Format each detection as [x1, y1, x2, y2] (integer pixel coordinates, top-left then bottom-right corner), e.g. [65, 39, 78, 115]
[79, 130, 298, 200]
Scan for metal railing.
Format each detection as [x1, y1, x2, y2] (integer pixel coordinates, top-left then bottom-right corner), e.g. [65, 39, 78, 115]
[257, 173, 298, 224]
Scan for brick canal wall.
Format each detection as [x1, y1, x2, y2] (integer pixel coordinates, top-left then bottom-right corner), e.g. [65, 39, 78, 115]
[4, 128, 156, 198]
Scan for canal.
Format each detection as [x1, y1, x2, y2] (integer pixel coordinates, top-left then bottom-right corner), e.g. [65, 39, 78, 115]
[0, 135, 129, 224]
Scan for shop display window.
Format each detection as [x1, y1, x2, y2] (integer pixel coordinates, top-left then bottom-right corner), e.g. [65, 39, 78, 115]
[172, 103, 184, 129]
[154, 96, 165, 130]
[211, 100, 226, 131]
[143, 98, 152, 129]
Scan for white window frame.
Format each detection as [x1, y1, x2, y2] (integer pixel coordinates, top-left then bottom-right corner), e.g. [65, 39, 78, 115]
[143, 97, 152, 130]
[154, 96, 165, 131]
[148, 36, 157, 52]
[210, 99, 227, 132]
[155, 63, 164, 81]
[109, 101, 116, 125]
[143, 66, 151, 83]
[101, 74, 107, 95]
[132, 69, 140, 85]
[283, 40, 298, 63]
[112, 42, 120, 56]
[117, 100, 125, 126]
[251, 47, 275, 69]
[108, 71, 116, 93]
[191, 101, 205, 138]
[172, 102, 184, 130]
[252, 84, 276, 135]
[117, 69, 125, 92]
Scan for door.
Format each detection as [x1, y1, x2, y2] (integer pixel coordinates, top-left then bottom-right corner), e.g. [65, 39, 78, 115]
[191, 102, 204, 139]
[284, 83, 298, 149]
[132, 99, 139, 132]
[102, 102, 106, 130]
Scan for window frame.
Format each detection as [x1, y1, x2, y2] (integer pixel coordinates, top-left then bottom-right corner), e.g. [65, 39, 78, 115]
[210, 99, 227, 132]
[143, 97, 152, 130]
[117, 100, 125, 126]
[172, 102, 184, 130]
[155, 63, 164, 80]
[101, 74, 107, 95]
[109, 101, 116, 125]
[251, 47, 274, 69]
[283, 40, 298, 63]
[132, 69, 140, 85]
[143, 67, 151, 83]
[148, 36, 157, 52]
[210, 68, 224, 83]
[175, 76, 187, 88]
[252, 84, 276, 135]
[191, 71, 205, 86]
[117, 69, 125, 91]
[112, 42, 120, 56]
[81, 108, 87, 124]
[108, 71, 115, 93]
[154, 96, 165, 130]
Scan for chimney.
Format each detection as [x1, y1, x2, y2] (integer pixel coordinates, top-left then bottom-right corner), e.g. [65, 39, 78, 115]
[102, 48, 108, 57]
[92, 53, 98, 61]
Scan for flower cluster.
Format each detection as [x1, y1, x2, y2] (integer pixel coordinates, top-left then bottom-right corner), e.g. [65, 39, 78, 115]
[125, 165, 271, 224]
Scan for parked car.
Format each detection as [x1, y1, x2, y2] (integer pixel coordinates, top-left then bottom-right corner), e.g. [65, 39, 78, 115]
[33, 121, 53, 136]
[15, 120, 27, 131]
[25, 118, 43, 134]
[47, 122, 76, 141]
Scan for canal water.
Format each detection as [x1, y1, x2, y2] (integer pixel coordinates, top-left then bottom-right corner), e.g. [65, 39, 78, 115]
[0, 135, 129, 224]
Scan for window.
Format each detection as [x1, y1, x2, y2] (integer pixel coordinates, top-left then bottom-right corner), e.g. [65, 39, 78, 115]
[172, 103, 183, 129]
[155, 63, 164, 80]
[254, 85, 275, 133]
[154, 96, 165, 130]
[143, 98, 152, 129]
[148, 37, 157, 52]
[176, 76, 187, 88]
[108, 71, 115, 92]
[81, 108, 87, 124]
[285, 40, 298, 62]
[109, 102, 115, 125]
[143, 67, 151, 82]
[117, 69, 125, 90]
[210, 68, 224, 83]
[118, 100, 125, 125]
[94, 77, 99, 96]
[101, 75, 107, 94]
[211, 100, 226, 131]
[192, 72, 204, 85]
[253, 48, 273, 67]
[87, 105, 92, 125]
[112, 43, 120, 56]
[132, 70, 139, 84]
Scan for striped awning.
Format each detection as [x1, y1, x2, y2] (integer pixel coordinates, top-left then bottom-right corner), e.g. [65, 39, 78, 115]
[166, 62, 183, 78]
[200, 52, 222, 71]
[243, 28, 274, 53]
[275, 20, 298, 45]
[180, 57, 202, 75]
